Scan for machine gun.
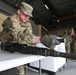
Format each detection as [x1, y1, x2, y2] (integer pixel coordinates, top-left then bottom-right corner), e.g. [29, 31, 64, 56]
[1, 42, 76, 59]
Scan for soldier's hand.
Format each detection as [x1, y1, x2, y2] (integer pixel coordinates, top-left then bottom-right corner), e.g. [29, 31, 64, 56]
[33, 35, 41, 44]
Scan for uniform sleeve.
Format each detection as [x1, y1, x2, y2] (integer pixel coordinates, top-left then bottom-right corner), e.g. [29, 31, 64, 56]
[20, 21, 34, 44]
[24, 21, 33, 35]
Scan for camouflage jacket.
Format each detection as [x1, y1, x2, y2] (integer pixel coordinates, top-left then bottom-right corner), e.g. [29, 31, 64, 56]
[1, 14, 34, 44]
[63, 34, 72, 46]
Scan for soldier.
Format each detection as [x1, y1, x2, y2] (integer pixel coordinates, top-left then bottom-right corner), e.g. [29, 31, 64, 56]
[62, 30, 72, 62]
[0, 2, 35, 75]
[63, 30, 72, 54]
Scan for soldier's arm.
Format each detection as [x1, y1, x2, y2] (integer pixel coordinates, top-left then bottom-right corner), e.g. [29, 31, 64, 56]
[0, 17, 13, 42]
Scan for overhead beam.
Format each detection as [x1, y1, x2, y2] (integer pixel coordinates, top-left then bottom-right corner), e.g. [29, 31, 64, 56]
[53, 14, 76, 21]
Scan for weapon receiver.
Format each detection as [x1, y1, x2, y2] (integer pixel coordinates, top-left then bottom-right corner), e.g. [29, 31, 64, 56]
[1, 42, 76, 59]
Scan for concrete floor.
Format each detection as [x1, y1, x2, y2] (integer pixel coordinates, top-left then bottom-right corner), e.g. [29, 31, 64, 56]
[56, 60, 76, 75]
[28, 60, 76, 75]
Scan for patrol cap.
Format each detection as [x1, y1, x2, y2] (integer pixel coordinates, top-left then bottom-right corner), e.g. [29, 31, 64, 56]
[20, 2, 33, 17]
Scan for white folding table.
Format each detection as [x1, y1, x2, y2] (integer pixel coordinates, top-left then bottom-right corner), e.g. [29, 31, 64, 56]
[0, 51, 46, 75]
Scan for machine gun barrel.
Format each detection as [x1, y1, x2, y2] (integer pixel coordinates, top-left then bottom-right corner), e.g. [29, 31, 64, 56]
[58, 52, 76, 59]
[1, 42, 76, 59]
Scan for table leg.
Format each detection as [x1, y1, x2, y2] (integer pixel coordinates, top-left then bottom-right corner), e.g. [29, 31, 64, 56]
[39, 60, 41, 75]
[25, 64, 28, 75]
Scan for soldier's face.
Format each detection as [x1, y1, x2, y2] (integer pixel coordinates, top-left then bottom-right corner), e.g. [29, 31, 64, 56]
[18, 10, 29, 22]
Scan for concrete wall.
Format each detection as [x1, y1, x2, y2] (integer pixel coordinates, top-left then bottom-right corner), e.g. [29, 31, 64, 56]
[0, 13, 7, 32]
[0, 1, 16, 15]
[0, 1, 17, 32]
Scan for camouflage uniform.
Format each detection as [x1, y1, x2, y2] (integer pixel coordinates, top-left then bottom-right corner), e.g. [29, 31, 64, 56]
[0, 2, 34, 75]
[63, 32, 72, 53]
[70, 36, 76, 53]
[1, 14, 34, 44]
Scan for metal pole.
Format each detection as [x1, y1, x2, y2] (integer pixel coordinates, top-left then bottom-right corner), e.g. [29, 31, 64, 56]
[25, 64, 28, 75]
[39, 60, 41, 75]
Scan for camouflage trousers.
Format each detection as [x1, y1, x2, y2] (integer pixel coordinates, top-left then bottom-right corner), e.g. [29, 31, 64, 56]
[72, 42, 76, 53]
[66, 44, 71, 53]
[17, 66, 25, 75]
[66, 44, 71, 62]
